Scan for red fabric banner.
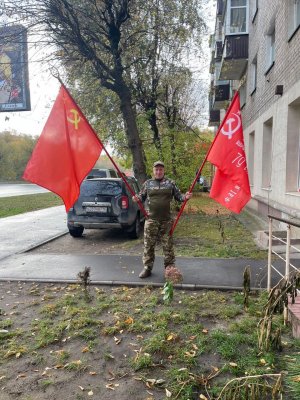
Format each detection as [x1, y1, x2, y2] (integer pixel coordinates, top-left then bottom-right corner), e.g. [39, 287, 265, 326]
[23, 86, 103, 211]
[207, 92, 251, 213]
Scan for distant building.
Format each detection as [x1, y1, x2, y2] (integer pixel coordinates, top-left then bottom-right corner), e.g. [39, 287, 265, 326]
[209, 0, 300, 227]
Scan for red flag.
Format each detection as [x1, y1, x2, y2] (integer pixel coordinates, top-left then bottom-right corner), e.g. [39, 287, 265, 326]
[207, 92, 251, 213]
[23, 86, 103, 211]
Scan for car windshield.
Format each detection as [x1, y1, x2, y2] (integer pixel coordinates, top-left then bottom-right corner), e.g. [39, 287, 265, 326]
[81, 180, 122, 196]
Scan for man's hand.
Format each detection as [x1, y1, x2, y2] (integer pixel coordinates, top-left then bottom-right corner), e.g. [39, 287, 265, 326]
[185, 192, 192, 200]
[132, 195, 139, 203]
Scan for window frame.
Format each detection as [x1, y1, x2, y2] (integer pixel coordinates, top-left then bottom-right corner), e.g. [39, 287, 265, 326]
[251, 0, 258, 22]
[250, 56, 257, 94]
[265, 27, 275, 74]
[288, 0, 300, 41]
[226, 0, 249, 35]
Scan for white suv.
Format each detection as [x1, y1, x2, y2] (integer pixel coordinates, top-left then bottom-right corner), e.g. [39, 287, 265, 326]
[85, 168, 118, 179]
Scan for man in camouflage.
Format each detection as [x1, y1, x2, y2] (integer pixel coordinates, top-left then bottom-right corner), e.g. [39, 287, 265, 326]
[133, 161, 192, 278]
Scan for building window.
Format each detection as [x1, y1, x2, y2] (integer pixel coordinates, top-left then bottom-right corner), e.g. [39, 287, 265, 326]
[251, 0, 258, 22]
[266, 27, 275, 72]
[262, 118, 273, 189]
[239, 82, 246, 107]
[251, 56, 257, 93]
[229, 0, 248, 34]
[248, 131, 255, 185]
[286, 99, 300, 192]
[288, 0, 300, 39]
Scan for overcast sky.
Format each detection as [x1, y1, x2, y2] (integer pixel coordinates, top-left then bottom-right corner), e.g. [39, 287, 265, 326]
[0, 0, 216, 136]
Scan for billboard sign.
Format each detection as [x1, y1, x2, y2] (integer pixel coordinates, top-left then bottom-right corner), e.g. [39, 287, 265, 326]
[0, 25, 31, 112]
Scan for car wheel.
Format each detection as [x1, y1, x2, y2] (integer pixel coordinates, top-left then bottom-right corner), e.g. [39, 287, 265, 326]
[128, 215, 141, 239]
[68, 225, 84, 238]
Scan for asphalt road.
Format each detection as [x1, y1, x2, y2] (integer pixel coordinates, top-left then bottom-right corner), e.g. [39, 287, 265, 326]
[0, 183, 49, 197]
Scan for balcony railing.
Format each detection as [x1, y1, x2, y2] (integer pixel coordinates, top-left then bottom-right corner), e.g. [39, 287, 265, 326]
[211, 82, 230, 110]
[209, 109, 220, 126]
[215, 83, 230, 102]
[215, 41, 223, 61]
[224, 34, 248, 59]
[219, 34, 249, 80]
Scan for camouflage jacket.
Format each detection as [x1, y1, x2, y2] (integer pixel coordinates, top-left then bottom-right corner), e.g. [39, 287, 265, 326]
[137, 176, 185, 221]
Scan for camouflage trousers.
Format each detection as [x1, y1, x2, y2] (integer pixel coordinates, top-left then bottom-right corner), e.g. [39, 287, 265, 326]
[142, 218, 175, 271]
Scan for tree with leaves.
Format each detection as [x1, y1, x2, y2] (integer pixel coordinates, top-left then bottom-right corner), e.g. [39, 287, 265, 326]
[2, 0, 208, 183]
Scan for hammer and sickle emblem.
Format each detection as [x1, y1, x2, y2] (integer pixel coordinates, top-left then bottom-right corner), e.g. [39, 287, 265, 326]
[221, 112, 241, 139]
[67, 109, 81, 130]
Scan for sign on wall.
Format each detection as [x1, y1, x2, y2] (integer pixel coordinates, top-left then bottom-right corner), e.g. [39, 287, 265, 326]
[0, 25, 31, 112]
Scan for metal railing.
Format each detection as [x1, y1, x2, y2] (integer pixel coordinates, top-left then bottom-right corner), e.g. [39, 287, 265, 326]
[267, 215, 300, 291]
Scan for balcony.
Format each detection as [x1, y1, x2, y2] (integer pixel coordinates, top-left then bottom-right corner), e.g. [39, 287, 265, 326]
[213, 82, 230, 110]
[219, 34, 249, 80]
[217, 0, 224, 16]
[214, 41, 223, 61]
[208, 109, 220, 127]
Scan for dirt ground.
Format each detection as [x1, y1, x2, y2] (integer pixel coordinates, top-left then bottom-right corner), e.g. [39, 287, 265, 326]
[1, 225, 297, 399]
[0, 281, 244, 400]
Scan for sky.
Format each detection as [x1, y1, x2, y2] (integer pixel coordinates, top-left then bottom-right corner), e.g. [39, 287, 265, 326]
[0, 0, 216, 137]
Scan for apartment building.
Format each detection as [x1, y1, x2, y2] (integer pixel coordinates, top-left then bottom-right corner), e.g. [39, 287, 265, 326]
[209, 0, 300, 227]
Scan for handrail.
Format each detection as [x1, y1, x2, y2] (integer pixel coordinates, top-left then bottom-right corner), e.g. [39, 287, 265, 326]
[267, 214, 300, 324]
[268, 214, 300, 229]
[267, 215, 300, 291]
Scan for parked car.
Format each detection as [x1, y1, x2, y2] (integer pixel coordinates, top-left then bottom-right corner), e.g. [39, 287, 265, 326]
[67, 177, 144, 239]
[85, 168, 118, 179]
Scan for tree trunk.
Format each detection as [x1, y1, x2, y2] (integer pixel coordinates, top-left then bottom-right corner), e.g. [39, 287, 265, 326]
[147, 107, 163, 160]
[118, 83, 147, 184]
[170, 130, 177, 178]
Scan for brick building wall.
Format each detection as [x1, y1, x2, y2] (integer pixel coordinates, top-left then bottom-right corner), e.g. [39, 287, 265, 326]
[243, 0, 300, 127]
[239, 0, 300, 228]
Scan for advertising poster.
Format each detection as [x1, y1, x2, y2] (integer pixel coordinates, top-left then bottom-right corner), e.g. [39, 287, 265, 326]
[0, 25, 31, 112]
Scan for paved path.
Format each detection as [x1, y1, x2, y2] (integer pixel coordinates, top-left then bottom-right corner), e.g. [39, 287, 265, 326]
[0, 206, 292, 290]
[0, 252, 286, 290]
[0, 206, 67, 260]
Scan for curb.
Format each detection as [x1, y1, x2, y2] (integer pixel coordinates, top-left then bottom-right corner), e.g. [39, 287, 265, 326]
[0, 277, 265, 291]
[21, 230, 69, 254]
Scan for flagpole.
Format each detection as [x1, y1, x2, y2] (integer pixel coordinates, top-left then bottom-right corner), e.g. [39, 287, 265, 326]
[169, 91, 239, 236]
[55, 77, 148, 218]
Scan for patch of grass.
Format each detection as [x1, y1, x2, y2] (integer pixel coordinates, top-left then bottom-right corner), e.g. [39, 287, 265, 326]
[0, 334, 28, 360]
[52, 349, 70, 363]
[173, 196, 267, 259]
[39, 379, 54, 388]
[32, 319, 67, 348]
[64, 359, 87, 372]
[0, 319, 13, 329]
[166, 367, 197, 399]
[131, 352, 153, 371]
[0, 192, 63, 218]
[284, 345, 300, 399]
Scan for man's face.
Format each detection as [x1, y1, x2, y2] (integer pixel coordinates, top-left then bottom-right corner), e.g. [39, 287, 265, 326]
[153, 166, 165, 180]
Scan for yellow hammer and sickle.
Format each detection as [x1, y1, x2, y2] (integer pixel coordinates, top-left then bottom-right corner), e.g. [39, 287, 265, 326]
[67, 109, 81, 130]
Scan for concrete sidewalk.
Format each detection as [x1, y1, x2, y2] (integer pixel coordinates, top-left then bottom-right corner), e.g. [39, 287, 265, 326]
[0, 206, 67, 260]
[0, 252, 288, 290]
[0, 206, 292, 290]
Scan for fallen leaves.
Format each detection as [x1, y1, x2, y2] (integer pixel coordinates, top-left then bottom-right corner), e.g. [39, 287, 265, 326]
[114, 336, 122, 345]
[105, 383, 119, 390]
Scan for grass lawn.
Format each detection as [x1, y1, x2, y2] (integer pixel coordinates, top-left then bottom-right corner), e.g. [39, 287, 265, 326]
[0, 282, 299, 399]
[0, 193, 63, 218]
